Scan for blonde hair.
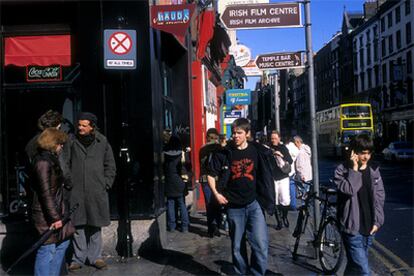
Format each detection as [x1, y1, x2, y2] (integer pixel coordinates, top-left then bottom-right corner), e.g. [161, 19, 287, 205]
[37, 128, 68, 153]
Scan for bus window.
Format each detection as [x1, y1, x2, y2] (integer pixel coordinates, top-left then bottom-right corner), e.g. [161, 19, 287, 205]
[342, 105, 371, 118]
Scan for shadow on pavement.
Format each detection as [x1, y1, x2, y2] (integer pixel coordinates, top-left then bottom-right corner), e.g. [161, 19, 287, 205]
[142, 249, 220, 275]
[214, 260, 282, 276]
[291, 254, 323, 274]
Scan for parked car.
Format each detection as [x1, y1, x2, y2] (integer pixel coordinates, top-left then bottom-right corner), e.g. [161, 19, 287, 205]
[382, 141, 414, 161]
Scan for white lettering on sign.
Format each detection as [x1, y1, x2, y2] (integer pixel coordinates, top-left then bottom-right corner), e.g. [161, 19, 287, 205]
[107, 60, 135, 67]
[229, 9, 248, 17]
[28, 67, 60, 78]
[269, 7, 298, 15]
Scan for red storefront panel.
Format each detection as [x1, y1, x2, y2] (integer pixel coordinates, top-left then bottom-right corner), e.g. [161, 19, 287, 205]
[5, 35, 71, 66]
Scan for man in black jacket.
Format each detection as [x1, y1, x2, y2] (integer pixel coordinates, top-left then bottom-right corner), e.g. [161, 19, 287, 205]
[269, 131, 293, 229]
[207, 118, 275, 276]
[199, 128, 222, 237]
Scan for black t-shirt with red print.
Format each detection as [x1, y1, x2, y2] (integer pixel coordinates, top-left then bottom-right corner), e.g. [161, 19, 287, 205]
[224, 144, 258, 206]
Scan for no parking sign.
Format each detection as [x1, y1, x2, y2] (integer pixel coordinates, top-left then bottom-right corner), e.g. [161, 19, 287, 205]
[104, 29, 136, 70]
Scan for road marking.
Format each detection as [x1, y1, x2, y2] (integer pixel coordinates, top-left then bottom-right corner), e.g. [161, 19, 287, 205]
[392, 207, 413, 211]
[369, 247, 403, 276]
[370, 239, 412, 275]
[373, 240, 410, 269]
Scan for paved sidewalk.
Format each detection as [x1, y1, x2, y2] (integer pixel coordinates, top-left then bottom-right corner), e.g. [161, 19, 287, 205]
[3, 211, 393, 275]
[64, 212, 334, 276]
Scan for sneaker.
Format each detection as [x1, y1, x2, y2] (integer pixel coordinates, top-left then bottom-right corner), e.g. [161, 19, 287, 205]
[68, 262, 82, 271]
[93, 259, 108, 270]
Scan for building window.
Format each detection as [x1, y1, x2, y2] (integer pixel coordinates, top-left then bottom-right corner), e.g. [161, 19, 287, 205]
[359, 48, 364, 70]
[407, 22, 412, 44]
[406, 0, 411, 16]
[396, 30, 402, 49]
[381, 17, 385, 32]
[367, 68, 372, 89]
[374, 39, 379, 61]
[388, 34, 393, 54]
[360, 72, 365, 91]
[354, 75, 359, 92]
[359, 36, 363, 48]
[353, 53, 358, 71]
[366, 30, 371, 42]
[388, 12, 393, 28]
[382, 38, 386, 57]
[408, 50, 412, 74]
[367, 43, 371, 65]
[382, 63, 387, 83]
[374, 65, 379, 87]
[396, 6, 401, 23]
[353, 40, 357, 51]
[389, 61, 393, 82]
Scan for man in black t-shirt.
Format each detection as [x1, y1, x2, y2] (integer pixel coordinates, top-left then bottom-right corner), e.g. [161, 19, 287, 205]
[207, 118, 275, 276]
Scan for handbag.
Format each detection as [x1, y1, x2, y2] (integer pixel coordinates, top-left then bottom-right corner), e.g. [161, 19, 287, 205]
[275, 155, 291, 174]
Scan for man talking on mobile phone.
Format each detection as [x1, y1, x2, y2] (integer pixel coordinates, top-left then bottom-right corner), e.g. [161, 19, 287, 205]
[334, 134, 385, 276]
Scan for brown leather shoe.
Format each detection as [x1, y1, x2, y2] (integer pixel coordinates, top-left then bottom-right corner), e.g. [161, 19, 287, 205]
[93, 259, 108, 270]
[68, 262, 82, 271]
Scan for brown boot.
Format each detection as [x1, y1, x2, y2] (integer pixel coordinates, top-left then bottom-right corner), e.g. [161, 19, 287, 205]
[68, 262, 82, 271]
[93, 259, 108, 270]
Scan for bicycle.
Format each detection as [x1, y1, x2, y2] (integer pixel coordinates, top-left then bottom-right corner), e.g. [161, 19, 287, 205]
[292, 181, 344, 274]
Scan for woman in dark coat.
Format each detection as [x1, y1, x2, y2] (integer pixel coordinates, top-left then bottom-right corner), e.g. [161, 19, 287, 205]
[164, 135, 189, 232]
[31, 128, 71, 276]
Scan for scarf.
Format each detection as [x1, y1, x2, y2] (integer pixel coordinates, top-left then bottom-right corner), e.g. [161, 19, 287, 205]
[77, 133, 95, 148]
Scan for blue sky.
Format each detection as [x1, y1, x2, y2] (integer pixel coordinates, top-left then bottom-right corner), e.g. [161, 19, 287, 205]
[237, 0, 366, 90]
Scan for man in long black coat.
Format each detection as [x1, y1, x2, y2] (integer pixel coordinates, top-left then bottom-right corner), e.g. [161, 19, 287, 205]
[67, 112, 116, 271]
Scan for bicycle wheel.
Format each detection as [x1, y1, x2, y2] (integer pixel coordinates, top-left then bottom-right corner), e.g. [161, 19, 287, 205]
[318, 217, 344, 274]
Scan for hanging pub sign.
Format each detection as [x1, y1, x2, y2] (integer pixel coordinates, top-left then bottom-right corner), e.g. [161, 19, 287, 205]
[26, 65, 62, 82]
[150, 4, 196, 38]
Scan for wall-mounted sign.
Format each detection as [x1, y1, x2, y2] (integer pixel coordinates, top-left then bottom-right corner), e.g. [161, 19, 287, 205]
[255, 52, 303, 70]
[104, 29, 136, 69]
[242, 59, 262, 76]
[224, 110, 243, 124]
[230, 44, 251, 67]
[220, 2, 302, 30]
[226, 89, 251, 106]
[26, 65, 62, 82]
[150, 4, 195, 37]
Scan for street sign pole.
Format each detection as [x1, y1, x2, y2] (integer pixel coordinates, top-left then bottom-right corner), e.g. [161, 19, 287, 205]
[272, 73, 280, 132]
[304, 0, 320, 244]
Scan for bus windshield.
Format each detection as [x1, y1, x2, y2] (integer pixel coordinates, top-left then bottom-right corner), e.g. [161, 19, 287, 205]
[342, 105, 370, 118]
[342, 130, 372, 144]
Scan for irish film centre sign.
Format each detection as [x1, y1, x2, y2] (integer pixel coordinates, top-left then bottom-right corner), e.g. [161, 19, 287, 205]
[220, 2, 301, 30]
[255, 52, 303, 70]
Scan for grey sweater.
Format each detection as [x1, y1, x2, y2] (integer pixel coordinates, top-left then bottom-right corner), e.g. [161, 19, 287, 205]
[334, 163, 385, 235]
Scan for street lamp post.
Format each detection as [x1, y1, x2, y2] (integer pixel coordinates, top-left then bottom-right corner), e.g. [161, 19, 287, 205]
[303, 0, 321, 240]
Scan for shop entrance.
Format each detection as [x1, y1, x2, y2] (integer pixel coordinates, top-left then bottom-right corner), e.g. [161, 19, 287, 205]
[1, 87, 77, 220]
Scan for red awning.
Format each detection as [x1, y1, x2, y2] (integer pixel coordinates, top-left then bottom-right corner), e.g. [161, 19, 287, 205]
[5, 35, 71, 66]
[196, 10, 215, 60]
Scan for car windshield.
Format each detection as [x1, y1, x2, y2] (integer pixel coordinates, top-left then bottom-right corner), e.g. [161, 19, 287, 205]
[393, 142, 413, 149]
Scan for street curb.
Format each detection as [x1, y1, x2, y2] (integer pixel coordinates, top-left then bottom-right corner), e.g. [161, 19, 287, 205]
[370, 240, 413, 276]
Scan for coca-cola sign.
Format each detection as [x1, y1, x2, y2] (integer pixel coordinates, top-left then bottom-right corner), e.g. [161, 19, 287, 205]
[26, 65, 62, 82]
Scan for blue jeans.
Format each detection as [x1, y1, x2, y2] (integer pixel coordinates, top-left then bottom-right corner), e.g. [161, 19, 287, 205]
[289, 177, 297, 210]
[227, 200, 268, 276]
[35, 239, 70, 276]
[342, 233, 374, 276]
[167, 196, 189, 231]
[201, 182, 222, 232]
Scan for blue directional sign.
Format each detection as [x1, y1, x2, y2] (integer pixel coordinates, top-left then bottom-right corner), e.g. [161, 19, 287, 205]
[226, 89, 251, 106]
[104, 29, 136, 70]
